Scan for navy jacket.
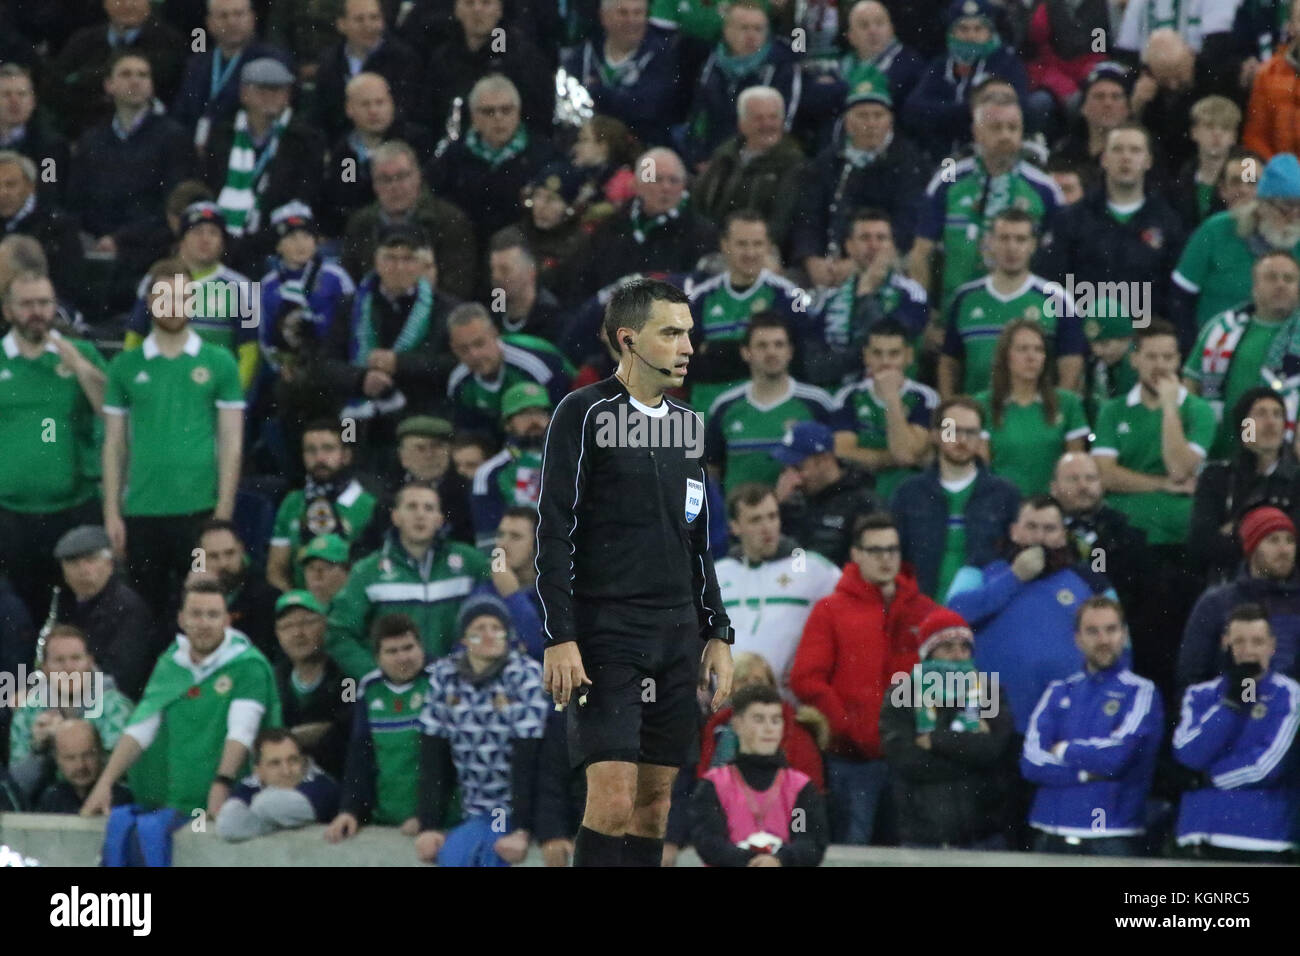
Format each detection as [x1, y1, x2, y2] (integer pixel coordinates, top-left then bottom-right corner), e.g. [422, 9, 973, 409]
[1033, 187, 1186, 325]
[902, 48, 1029, 157]
[684, 40, 802, 165]
[560, 26, 682, 147]
[891, 463, 1022, 598]
[1177, 567, 1300, 689]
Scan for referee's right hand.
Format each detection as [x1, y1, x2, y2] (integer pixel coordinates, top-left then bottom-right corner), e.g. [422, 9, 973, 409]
[544, 642, 592, 709]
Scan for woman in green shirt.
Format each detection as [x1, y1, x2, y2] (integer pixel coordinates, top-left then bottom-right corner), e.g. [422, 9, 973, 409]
[975, 320, 1091, 495]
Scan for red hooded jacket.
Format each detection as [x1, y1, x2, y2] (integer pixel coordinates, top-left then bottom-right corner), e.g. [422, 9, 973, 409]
[789, 563, 937, 760]
[697, 700, 825, 791]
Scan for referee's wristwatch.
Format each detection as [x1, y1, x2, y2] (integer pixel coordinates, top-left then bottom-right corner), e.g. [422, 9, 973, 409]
[704, 624, 736, 645]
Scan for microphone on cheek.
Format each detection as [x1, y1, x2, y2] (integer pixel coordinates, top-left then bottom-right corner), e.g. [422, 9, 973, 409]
[623, 338, 674, 377]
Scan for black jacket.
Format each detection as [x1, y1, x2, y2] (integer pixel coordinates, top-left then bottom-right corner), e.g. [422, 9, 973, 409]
[35, 779, 132, 814]
[788, 130, 928, 261]
[68, 112, 194, 239]
[693, 134, 807, 248]
[690, 752, 828, 866]
[275, 656, 352, 779]
[879, 682, 1015, 847]
[226, 573, 283, 665]
[778, 463, 879, 567]
[45, 16, 186, 138]
[535, 377, 732, 643]
[426, 133, 559, 252]
[5, 113, 70, 205]
[574, 202, 718, 299]
[425, 25, 555, 136]
[342, 192, 479, 300]
[55, 574, 156, 701]
[312, 35, 426, 144]
[1034, 187, 1186, 323]
[320, 121, 436, 236]
[1188, 449, 1300, 587]
[1063, 504, 1150, 614]
[0, 199, 87, 309]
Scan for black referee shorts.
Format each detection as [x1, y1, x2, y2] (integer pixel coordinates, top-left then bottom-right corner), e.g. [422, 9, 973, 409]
[566, 601, 702, 770]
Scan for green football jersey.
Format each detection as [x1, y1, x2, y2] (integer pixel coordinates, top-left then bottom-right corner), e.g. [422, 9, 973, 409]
[936, 478, 977, 600]
[919, 155, 1062, 308]
[103, 331, 245, 516]
[832, 376, 939, 501]
[1172, 211, 1300, 330]
[448, 334, 573, 430]
[1092, 385, 1217, 544]
[271, 479, 378, 587]
[974, 388, 1090, 496]
[359, 668, 432, 826]
[705, 380, 838, 492]
[0, 331, 106, 513]
[943, 274, 1082, 395]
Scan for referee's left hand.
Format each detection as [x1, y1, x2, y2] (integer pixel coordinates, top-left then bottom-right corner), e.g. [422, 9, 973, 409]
[700, 640, 734, 712]
[544, 641, 591, 708]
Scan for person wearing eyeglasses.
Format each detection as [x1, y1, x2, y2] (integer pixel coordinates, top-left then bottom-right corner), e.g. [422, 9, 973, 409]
[891, 396, 1021, 600]
[426, 73, 559, 260]
[789, 511, 938, 846]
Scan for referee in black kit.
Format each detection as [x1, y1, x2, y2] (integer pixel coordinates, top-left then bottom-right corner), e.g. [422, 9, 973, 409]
[535, 278, 734, 867]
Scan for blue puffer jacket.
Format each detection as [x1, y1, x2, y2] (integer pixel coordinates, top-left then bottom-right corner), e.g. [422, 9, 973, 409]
[1021, 665, 1163, 838]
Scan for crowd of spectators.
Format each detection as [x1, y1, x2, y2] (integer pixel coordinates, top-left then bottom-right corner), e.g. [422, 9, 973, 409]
[2, 0, 1300, 865]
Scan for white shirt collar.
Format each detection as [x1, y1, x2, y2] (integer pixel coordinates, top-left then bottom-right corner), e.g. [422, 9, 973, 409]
[2, 328, 61, 358]
[142, 329, 202, 359]
[1125, 383, 1187, 406]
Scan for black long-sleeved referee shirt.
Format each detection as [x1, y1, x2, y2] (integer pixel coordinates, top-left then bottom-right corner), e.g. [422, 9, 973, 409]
[535, 376, 732, 646]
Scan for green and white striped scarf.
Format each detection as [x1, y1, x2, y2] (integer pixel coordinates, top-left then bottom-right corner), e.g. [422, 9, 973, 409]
[352, 276, 435, 365]
[464, 125, 529, 168]
[216, 107, 292, 237]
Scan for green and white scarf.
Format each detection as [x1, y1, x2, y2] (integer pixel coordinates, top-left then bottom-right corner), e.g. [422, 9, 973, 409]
[628, 195, 687, 244]
[216, 107, 292, 237]
[464, 125, 529, 169]
[352, 276, 435, 365]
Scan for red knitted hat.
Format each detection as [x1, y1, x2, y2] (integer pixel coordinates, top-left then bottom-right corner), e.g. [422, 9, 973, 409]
[1239, 507, 1296, 557]
[916, 607, 974, 660]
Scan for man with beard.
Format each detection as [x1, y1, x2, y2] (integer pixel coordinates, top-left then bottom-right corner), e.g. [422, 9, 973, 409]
[1020, 596, 1163, 857]
[267, 420, 378, 592]
[948, 495, 1117, 735]
[194, 521, 282, 664]
[1179, 507, 1300, 689]
[1173, 153, 1300, 339]
[1188, 389, 1300, 585]
[471, 383, 549, 549]
[0, 272, 107, 623]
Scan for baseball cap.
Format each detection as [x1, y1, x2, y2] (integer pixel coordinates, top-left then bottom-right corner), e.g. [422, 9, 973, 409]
[275, 589, 327, 617]
[948, 0, 994, 28]
[396, 415, 454, 441]
[53, 525, 111, 561]
[770, 421, 835, 466]
[241, 57, 295, 87]
[501, 381, 551, 421]
[298, 533, 350, 566]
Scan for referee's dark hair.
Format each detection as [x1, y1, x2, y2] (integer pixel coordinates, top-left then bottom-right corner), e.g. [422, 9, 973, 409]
[603, 277, 689, 354]
[851, 511, 897, 549]
[730, 682, 783, 719]
[371, 612, 421, 655]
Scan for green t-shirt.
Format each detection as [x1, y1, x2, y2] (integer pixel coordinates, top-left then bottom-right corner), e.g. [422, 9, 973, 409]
[270, 479, 377, 587]
[1092, 385, 1217, 544]
[943, 275, 1079, 394]
[705, 380, 838, 492]
[833, 377, 939, 501]
[920, 156, 1061, 308]
[1173, 211, 1300, 330]
[975, 388, 1090, 496]
[936, 478, 977, 600]
[1183, 316, 1286, 459]
[0, 331, 106, 513]
[103, 331, 245, 516]
[360, 668, 432, 826]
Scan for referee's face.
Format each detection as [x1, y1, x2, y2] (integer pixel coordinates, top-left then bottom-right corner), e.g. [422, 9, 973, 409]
[630, 301, 694, 387]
